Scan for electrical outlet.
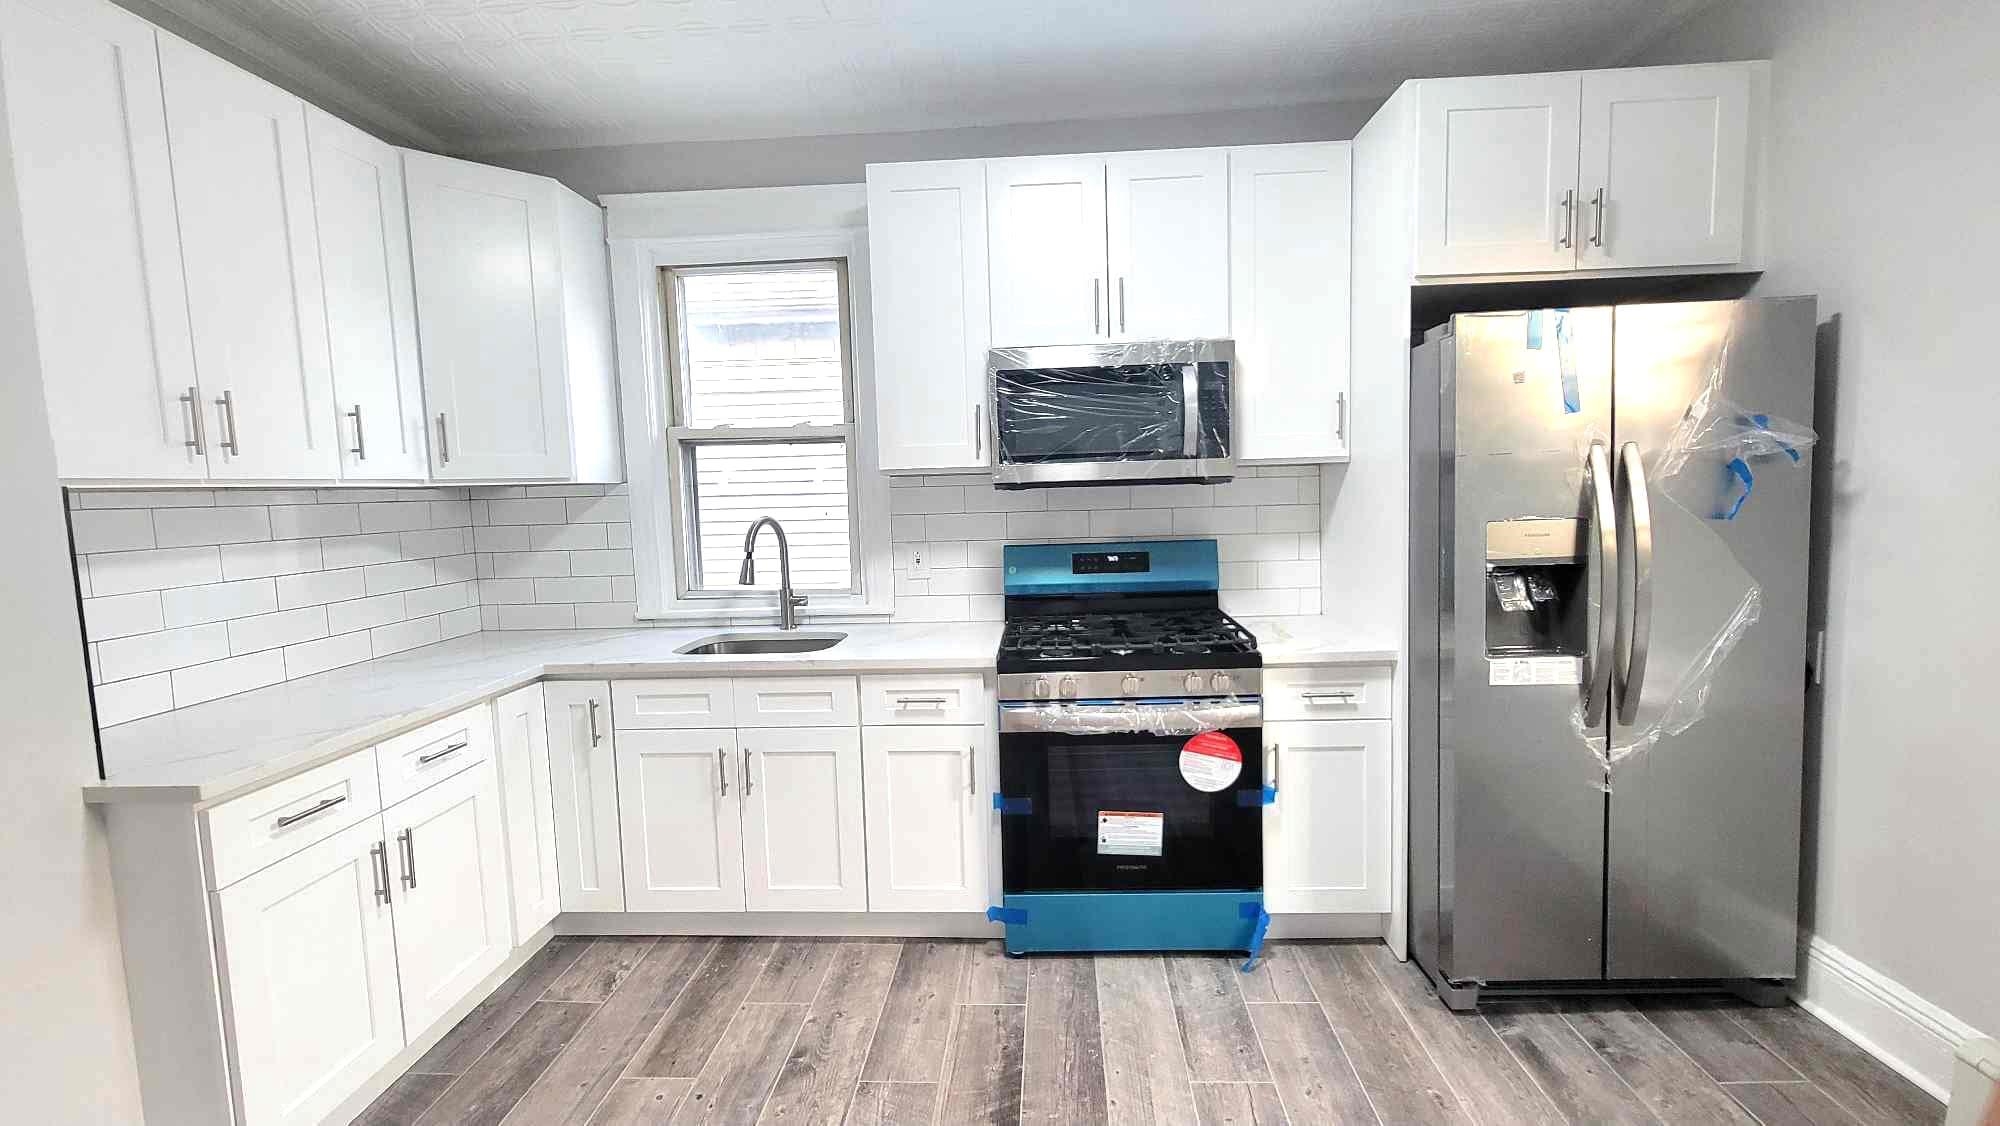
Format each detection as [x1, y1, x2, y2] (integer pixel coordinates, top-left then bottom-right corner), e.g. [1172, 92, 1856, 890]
[909, 546, 931, 579]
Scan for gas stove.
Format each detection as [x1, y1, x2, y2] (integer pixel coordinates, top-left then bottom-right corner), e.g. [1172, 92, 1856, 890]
[995, 539, 1262, 701]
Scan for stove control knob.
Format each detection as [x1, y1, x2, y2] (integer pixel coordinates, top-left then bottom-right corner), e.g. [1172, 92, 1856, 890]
[1183, 672, 1203, 694]
[1030, 677, 1051, 700]
[1120, 674, 1141, 696]
[1212, 672, 1234, 694]
[1058, 675, 1079, 699]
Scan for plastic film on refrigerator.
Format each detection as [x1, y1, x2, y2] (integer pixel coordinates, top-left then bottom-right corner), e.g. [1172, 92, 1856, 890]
[987, 340, 1232, 484]
[1573, 319, 1819, 784]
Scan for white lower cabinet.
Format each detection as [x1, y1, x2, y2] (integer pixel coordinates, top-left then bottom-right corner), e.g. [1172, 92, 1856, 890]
[495, 683, 561, 940]
[1262, 718, 1392, 913]
[381, 762, 512, 1033]
[211, 817, 403, 1126]
[740, 727, 868, 911]
[545, 681, 625, 911]
[861, 725, 992, 912]
[616, 728, 745, 911]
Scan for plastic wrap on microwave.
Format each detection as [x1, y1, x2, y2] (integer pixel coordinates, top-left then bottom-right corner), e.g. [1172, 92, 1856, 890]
[1569, 314, 1819, 787]
[986, 340, 1232, 484]
[997, 698, 1258, 737]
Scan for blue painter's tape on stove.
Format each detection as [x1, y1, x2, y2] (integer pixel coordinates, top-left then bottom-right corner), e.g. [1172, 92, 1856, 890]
[995, 890, 1264, 955]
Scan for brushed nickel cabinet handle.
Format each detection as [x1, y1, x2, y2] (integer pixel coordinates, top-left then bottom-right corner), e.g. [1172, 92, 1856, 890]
[1091, 278, 1101, 334]
[965, 745, 974, 796]
[398, 828, 416, 889]
[346, 403, 366, 460]
[1336, 392, 1346, 444]
[435, 412, 450, 465]
[743, 749, 755, 797]
[1590, 187, 1606, 248]
[1117, 276, 1127, 333]
[180, 387, 205, 454]
[587, 699, 602, 747]
[1268, 742, 1281, 789]
[716, 747, 729, 796]
[973, 404, 982, 460]
[1558, 190, 1576, 250]
[370, 840, 391, 904]
[895, 695, 950, 707]
[417, 740, 467, 765]
[214, 390, 240, 455]
[274, 794, 345, 828]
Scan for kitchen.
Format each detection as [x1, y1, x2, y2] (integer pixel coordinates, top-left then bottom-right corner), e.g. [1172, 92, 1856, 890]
[2, 1, 1994, 1125]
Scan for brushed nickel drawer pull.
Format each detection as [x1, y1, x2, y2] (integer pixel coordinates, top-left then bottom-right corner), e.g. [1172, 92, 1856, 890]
[398, 828, 416, 889]
[274, 795, 346, 829]
[370, 840, 391, 904]
[417, 740, 468, 765]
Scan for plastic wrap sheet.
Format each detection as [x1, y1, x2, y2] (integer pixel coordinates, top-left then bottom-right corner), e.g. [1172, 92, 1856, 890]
[1571, 317, 1819, 786]
[987, 340, 1231, 481]
[997, 699, 1256, 738]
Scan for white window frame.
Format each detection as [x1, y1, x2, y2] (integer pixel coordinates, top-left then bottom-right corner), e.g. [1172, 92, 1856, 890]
[610, 223, 891, 621]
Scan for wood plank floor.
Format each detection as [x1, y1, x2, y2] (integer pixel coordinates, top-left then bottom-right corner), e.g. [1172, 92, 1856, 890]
[356, 938, 1944, 1125]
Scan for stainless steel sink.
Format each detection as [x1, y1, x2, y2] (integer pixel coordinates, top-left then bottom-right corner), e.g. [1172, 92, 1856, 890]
[674, 631, 846, 656]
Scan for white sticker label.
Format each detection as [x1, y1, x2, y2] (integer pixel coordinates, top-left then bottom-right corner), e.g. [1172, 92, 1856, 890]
[1097, 811, 1164, 857]
[1178, 731, 1244, 792]
[1488, 656, 1584, 686]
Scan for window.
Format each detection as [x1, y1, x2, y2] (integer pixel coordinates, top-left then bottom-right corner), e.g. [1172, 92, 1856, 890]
[662, 260, 860, 598]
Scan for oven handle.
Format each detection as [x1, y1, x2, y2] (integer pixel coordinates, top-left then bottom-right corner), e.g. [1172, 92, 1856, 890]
[999, 700, 1261, 737]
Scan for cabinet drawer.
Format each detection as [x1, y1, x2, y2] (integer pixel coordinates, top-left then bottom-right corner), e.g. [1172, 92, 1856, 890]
[376, 705, 492, 807]
[1265, 664, 1393, 721]
[201, 749, 381, 889]
[732, 676, 859, 728]
[860, 673, 991, 726]
[613, 677, 735, 730]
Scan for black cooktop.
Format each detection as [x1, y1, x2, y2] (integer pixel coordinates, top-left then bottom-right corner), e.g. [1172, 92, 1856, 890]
[997, 607, 1260, 673]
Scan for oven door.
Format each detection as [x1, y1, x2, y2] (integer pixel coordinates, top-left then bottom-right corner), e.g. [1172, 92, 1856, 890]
[998, 699, 1263, 894]
[989, 342, 1232, 487]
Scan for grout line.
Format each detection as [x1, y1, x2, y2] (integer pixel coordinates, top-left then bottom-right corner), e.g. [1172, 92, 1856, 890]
[1318, 1008, 1387, 1125]
[1713, 1006, 1881, 1123]
[1552, 1005, 1669, 1126]
[1482, 1010, 1571, 1123]
[1354, 946, 1479, 1123]
[844, 941, 907, 1115]
[1716, 1078, 1814, 1085]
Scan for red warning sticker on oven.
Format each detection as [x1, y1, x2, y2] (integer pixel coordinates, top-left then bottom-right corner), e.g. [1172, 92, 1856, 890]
[1179, 731, 1243, 792]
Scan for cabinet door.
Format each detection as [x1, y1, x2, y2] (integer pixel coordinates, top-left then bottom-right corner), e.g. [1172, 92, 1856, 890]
[211, 818, 402, 1126]
[404, 151, 570, 480]
[1105, 149, 1229, 340]
[867, 161, 990, 471]
[1262, 719, 1390, 913]
[306, 108, 429, 481]
[1228, 143, 1352, 462]
[1577, 65, 1751, 270]
[861, 725, 990, 912]
[382, 761, 512, 1034]
[158, 35, 337, 480]
[1415, 73, 1582, 276]
[0, 0, 202, 480]
[494, 684, 560, 941]
[615, 728, 744, 912]
[986, 155, 1108, 346]
[740, 726, 866, 911]
[544, 681, 624, 911]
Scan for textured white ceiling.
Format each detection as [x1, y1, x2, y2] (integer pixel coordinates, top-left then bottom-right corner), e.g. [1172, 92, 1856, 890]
[148, 0, 1712, 153]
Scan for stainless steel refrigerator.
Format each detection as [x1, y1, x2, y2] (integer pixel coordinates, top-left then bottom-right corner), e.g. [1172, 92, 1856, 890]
[1408, 297, 1816, 1008]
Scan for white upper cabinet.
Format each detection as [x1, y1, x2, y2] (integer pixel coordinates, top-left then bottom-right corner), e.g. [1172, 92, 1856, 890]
[1228, 143, 1352, 462]
[1576, 65, 1751, 270]
[1105, 149, 1229, 340]
[987, 155, 1109, 346]
[159, 35, 338, 481]
[1415, 72, 1583, 277]
[0, 0, 202, 481]
[306, 108, 429, 481]
[866, 161, 990, 472]
[404, 152, 620, 483]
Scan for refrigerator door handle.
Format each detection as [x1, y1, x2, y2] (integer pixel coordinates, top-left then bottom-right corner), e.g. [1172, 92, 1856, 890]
[1614, 442, 1654, 725]
[1581, 441, 1619, 727]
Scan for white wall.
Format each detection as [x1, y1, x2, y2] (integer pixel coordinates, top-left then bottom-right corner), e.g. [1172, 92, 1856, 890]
[1633, 0, 2000, 1060]
[0, 88, 145, 1123]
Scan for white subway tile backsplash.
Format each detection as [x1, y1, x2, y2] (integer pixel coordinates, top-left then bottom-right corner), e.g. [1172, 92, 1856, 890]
[434, 554, 477, 585]
[220, 538, 322, 580]
[1221, 588, 1303, 617]
[357, 501, 433, 533]
[528, 523, 607, 551]
[568, 549, 634, 576]
[488, 551, 571, 579]
[606, 523, 632, 549]
[153, 505, 272, 548]
[97, 624, 229, 682]
[1211, 477, 1298, 507]
[477, 578, 537, 605]
[321, 532, 402, 568]
[1257, 559, 1320, 588]
[440, 606, 482, 639]
[1216, 533, 1300, 562]
[82, 592, 165, 641]
[77, 489, 214, 509]
[170, 650, 285, 707]
[429, 500, 472, 527]
[370, 615, 442, 657]
[69, 509, 156, 554]
[1006, 511, 1092, 539]
[926, 567, 1003, 595]
[967, 594, 1005, 621]
[564, 495, 630, 523]
[399, 528, 473, 559]
[573, 602, 637, 629]
[891, 486, 965, 515]
[1042, 485, 1129, 510]
[890, 515, 928, 542]
[229, 489, 319, 506]
[282, 630, 374, 679]
[1172, 507, 1258, 535]
[88, 546, 222, 596]
[93, 673, 175, 726]
[161, 578, 279, 628]
[1088, 508, 1174, 537]
[495, 604, 576, 630]
[1256, 504, 1320, 533]
[405, 581, 472, 616]
[926, 541, 969, 568]
[486, 498, 569, 525]
[474, 525, 532, 552]
[535, 576, 612, 603]
[227, 606, 328, 655]
[270, 503, 360, 539]
[276, 568, 366, 610]
[893, 595, 970, 622]
[364, 559, 435, 595]
[326, 591, 407, 634]
[962, 488, 1047, 513]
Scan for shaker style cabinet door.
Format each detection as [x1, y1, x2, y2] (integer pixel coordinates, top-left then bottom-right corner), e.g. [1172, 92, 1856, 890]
[158, 34, 338, 480]
[404, 151, 571, 480]
[544, 681, 625, 911]
[866, 161, 991, 471]
[1576, 64, 1751, 271]
[1105, 148, 1229, 341]
[1414, 73, 1583, 276]
[861, 725, 991, 912]
[306, 108, 429, 481]
[494, 683, 560, 941]
[1228, 142, 1352, 462]
[615, 728, 745, 912]
[0, 0, 203, 480]
[379, 762, 512, 1034]
[210, 818, 403, 1126]
[1261, 719, 1391, 913]
[986, 155, 1109, 346]
[739, 726, 867, 911]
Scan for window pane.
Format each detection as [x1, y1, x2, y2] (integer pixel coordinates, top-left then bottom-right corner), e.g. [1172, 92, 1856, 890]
[690, 441, 851, 591]
[675, 264, 846, 428]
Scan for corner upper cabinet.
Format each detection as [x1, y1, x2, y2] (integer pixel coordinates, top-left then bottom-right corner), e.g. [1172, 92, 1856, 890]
[306, 108, 429, 481]
[403, 152, 620, 483]
[1229, 142, 1352, 462]
[866, 161, 990, 472]
[1576, 64, 1751, 270]
[0, 0, 203, 482]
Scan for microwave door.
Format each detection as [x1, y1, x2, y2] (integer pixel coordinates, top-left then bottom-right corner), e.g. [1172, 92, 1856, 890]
[988, 341, 1233, 488]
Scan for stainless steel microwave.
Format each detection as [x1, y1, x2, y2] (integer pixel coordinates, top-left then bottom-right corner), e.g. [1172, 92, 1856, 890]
[986, 340, 1233, 488]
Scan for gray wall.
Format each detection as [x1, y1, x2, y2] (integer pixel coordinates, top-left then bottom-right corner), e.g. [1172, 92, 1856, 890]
[1631, 0, 2000, 1039]
[485, 100, 1384, 200]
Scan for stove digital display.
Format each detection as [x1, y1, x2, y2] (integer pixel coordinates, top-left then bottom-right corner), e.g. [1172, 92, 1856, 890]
[1071, 551, 1150, 575]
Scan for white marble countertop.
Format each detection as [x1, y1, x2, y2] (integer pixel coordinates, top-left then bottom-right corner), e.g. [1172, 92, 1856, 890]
[86, 616, 1392, 806]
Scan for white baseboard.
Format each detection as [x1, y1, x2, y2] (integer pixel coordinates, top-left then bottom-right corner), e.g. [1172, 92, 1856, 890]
[1793, 933, 1984, 1103]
